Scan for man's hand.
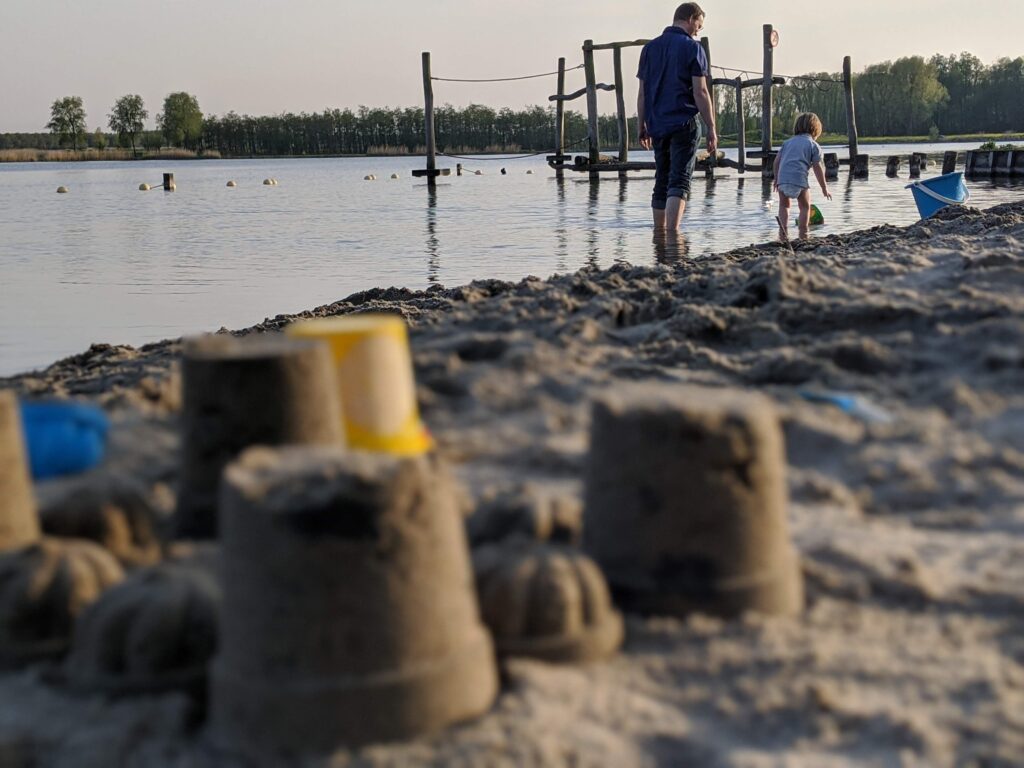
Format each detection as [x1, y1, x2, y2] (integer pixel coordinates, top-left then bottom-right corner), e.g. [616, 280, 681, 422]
[705, 129, 718, 156]
[822, 186, 833, 201]
[639, 127, 652, 150]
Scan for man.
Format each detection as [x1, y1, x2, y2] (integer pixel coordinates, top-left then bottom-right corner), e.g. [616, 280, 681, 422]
[637, 3, 718, 230]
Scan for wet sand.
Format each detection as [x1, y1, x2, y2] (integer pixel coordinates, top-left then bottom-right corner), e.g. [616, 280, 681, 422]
[1, 201, 1023, 766]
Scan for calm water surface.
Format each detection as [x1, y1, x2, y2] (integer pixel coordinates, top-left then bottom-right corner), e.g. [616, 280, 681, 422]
[1, 143, 1021, 375]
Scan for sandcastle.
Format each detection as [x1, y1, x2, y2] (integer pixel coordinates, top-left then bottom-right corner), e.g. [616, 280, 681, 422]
[583, 384, 804, 618]
[175, 334, 345, 538]
[0, 390, 40, 552]
[473, 541, 622, 663]
[210, 446, 498, 758]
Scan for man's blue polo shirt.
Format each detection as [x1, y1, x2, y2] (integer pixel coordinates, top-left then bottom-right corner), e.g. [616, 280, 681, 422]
[637, 26, 708, 139]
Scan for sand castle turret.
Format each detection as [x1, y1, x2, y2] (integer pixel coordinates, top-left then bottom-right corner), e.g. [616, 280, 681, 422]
[0, 391, 40, 552]
[175, 335, 345, 539]
[583, 384, 803, 618]
[210, 446, 497, 758]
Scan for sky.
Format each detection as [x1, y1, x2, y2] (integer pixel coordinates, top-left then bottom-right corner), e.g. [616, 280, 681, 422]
[1, 0, 1020, 133]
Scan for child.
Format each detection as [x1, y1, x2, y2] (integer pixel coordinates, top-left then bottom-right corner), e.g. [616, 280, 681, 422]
[773, 113, 832, 240]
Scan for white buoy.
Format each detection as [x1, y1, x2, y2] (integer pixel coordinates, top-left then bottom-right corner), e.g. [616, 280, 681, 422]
[139, 183, 151, 191]
[271, 178, 279, 185]
[474, 170, 483, 176]
[56, 186, 68, 194]
[263, 179, 273, 186]
[364, 175, 376, 181]
[226, 180, 237, 187]
[390, 173, 400, 179]
[526, 169, 534, 174]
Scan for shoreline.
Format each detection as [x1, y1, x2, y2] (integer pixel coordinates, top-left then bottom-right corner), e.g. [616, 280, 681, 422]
[1, 202, 1023, 765]
[2, 134, 1021, 163]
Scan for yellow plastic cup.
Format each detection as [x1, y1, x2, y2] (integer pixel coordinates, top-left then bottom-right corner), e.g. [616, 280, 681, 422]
[286, 315, 433, 456]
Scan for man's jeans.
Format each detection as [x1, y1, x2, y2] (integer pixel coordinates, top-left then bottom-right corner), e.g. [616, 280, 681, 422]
[651, 118, 700, 210]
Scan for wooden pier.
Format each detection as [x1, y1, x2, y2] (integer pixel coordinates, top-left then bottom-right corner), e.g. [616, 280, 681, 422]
[546, 24, 864, 181]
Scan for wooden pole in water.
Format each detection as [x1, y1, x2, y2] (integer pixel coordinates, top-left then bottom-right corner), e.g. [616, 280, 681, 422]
[422, 51, 437, 189]
[942, 150, 957, 174]
[843, 56, 859, 169]
[613, 47, 629, 180]
[583, 40, 600, 182]
[163, 172, 175, 191]
[735, 77, 745, 174]
[555, 57, 567, 180]
[761, 24, 774, 172]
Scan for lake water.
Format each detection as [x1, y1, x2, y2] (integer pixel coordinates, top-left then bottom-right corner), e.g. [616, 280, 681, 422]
[1, 143, 1021, 376]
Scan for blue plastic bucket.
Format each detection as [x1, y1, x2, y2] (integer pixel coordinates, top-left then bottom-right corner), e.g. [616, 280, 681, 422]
[18, 401, 108, 479]
[907, 172, 970, 219]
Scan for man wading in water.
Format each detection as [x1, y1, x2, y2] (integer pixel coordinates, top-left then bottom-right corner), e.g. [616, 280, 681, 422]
[637, 2, 718, 231]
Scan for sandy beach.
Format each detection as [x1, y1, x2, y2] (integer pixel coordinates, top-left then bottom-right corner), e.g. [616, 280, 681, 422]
[1, 200, 1023, 767]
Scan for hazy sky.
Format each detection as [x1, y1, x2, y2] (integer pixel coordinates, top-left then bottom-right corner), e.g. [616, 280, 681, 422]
[2, 0, 1019, 132]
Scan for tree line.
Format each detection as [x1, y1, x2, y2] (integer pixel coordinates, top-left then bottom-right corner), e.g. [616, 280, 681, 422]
[717, 52, 1024, 140]
[5, 51, 1022, 157]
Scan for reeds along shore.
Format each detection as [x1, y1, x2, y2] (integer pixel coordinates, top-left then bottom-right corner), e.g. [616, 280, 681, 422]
[0, 148, 221, 162]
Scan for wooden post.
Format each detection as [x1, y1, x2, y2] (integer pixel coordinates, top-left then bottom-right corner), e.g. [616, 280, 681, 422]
[456, 163, 463, 177]
[583, 40, 601, 182]
[824, 152, 839, 180]
[908, 153, 921, 178]
[422, 51, 437, 189]
[761, 24, 774, 178]
[613, 47, 629, 180]
[555, 57, 567, 180]
[942, 150, 957, 174]
[735, 77, 745, 174]
[853, 154, 869, 179]
[162, 173, 175, 191]
[843, 56, 859, 169]
[886, 156, 901, 177]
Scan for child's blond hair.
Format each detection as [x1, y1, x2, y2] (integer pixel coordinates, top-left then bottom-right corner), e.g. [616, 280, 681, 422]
[793, 113, 823, 139]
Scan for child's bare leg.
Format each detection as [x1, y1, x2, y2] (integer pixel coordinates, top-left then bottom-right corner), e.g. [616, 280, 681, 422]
[797, 189, 812, 239]
[777, 192, 790, 239]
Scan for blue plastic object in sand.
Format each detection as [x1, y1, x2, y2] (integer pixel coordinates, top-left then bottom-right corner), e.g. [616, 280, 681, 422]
[907, 172, 970, 219]
[797, 390, 892, 425]
[18, 401, 109, 479]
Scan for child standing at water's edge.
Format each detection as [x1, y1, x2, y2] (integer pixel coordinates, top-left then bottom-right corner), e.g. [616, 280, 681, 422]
[773, 113, 832, 240]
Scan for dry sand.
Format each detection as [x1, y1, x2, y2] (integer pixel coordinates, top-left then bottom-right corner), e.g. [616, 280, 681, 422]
[1, 201, 1023, 767]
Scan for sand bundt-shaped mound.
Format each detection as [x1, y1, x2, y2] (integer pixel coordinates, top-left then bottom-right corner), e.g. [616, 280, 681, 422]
[39, 479, 163, 568]
[0, 538, 124, 665]
[473, 542, 623, 663]
[64, 551, 220, 696]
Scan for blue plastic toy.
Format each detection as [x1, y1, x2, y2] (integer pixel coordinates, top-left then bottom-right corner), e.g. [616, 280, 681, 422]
[18, 401, 109, 480]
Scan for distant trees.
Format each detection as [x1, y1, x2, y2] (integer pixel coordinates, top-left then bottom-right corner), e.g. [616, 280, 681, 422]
[108, 94, 148, 156]
[158, 92, 203, 148]
[46, 96, 87, 150]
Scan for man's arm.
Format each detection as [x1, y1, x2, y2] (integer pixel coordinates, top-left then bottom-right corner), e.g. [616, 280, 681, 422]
[773, 153, 781, 190]
[637, 83, 651, 150]
[692, 76, 717, 155]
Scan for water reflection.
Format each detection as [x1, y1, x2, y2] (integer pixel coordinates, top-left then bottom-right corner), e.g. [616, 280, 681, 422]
[425, 187, 440, 283]
[653, 229, 690, 264]
[554, 178, 569, 272]
[586, 182, 600, 268]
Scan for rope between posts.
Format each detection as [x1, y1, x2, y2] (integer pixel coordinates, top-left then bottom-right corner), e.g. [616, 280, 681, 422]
[438, 137, 589, 162]
[432, 64, 584, 83]
[712, 64, 842, 84]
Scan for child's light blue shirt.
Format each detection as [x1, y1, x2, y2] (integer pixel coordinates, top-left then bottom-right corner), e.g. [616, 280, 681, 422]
[776, 134, 822, 189]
